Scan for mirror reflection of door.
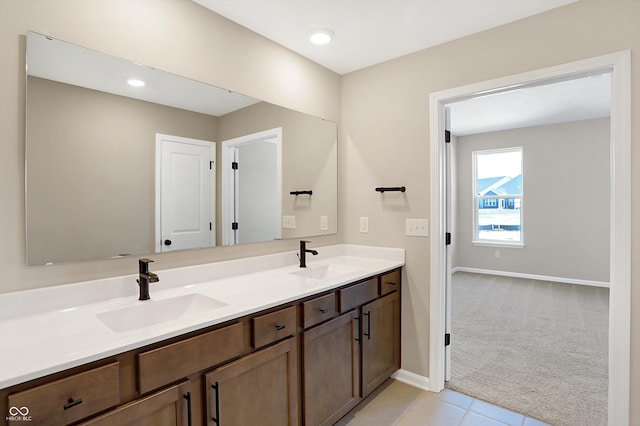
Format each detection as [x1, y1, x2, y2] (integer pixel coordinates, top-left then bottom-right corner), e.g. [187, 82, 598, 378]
[155, 134, 216, 252]
[222, 128, 282, 245]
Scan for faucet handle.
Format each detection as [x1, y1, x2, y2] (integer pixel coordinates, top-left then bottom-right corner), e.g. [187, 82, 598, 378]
[139, 258, 154, 273]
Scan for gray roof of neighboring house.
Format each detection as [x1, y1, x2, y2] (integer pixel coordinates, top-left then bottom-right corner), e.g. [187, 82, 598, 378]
[477, 175, 522, 196]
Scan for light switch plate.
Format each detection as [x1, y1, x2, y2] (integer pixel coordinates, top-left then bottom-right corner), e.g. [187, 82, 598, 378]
[406, 218, 429, 237]
[320, 216, 328, 231]
[282, 215, 296, 229]
[359, 217, 369, 233]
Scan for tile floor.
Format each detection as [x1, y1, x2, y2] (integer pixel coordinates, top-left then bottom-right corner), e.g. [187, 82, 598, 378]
[336, 380, 552, 426]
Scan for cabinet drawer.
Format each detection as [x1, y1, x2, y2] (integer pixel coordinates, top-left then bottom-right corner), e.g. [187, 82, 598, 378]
[303, 293, 337, 328]
[339, 278, 378, 312]
[138, 322, 244, 394]
[252, 306, 296, 349]
[380, 269, 400, 296]
[8, 362, 120, 425]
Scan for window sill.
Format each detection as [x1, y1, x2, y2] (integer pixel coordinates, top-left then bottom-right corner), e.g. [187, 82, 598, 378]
[471, 241, 524, 248]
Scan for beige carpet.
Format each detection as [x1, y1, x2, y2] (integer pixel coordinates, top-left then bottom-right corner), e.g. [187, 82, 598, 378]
[446, 272, 609, 426]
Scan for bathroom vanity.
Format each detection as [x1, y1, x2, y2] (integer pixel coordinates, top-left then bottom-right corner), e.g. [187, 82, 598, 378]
[0, 245, 403, 425]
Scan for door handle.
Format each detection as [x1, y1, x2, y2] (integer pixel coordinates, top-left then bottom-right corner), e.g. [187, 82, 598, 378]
[164, 239, 172, 246]
[211, 382, 220, 424]
[364, 311, 371, 340]
[184, 392, 192, 426]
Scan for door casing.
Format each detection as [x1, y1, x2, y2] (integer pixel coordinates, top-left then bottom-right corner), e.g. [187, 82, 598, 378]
[429, 51, 631, 426]
[221, 128, 283, 246]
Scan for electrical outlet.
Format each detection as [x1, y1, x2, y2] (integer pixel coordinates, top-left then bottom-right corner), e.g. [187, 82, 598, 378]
[320, 216, 328, 231]
[282, 215, 296, 229]
[405, 218, 429, 237]
[359, 217, 369, 233]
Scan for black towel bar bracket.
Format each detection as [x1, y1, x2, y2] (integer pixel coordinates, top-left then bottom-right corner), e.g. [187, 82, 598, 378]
[290, 190, 313, 196]
[375, 186, 406, 193]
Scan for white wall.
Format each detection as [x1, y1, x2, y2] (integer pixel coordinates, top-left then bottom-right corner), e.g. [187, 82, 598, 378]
[455, 118, 610, 283]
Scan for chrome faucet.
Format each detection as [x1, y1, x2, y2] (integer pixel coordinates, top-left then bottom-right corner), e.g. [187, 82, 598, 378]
[298, 240, 318, 268]
[137, 258, 159, 300]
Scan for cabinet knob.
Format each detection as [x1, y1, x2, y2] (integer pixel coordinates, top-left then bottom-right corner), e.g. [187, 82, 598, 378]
[63, 397, 83, 410]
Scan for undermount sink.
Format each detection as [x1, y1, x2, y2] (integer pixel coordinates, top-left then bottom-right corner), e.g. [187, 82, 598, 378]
[289, 264, 356, 281]
[96, 293, 227, 333]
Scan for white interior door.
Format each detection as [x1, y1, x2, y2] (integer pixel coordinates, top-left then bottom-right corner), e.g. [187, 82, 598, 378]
[156, 134, 215, 252]
[236, 141, 279, 244]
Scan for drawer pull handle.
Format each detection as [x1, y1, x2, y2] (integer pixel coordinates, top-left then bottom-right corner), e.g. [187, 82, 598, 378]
[387, 281, 397, 286]
[364, 311, 371, 340]
[275, 324, 286, 331]
[211, 382, 220, 424]
[184, 392, 192, 426]
[319, 308, 329, 314]
[63, 398, 83, 410]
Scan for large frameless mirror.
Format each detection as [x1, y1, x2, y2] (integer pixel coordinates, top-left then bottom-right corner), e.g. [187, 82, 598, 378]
[25, 31, 337, 266]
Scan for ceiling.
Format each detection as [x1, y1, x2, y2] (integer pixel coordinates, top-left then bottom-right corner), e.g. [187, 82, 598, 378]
[27, 31, 260, 117]
[448, 71, 611, 136]
[193, 0, 610, 135]
[193, 0, 578, 75]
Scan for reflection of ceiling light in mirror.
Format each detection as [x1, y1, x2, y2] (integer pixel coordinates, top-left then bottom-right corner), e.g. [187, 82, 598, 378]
[309, 29, 334, 45]
[127, 79, 145, 87]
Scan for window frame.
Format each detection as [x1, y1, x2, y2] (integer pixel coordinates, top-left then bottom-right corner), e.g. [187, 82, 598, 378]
[472, 147, 524, 248]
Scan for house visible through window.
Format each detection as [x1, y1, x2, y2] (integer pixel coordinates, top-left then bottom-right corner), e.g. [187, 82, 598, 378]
[473, 147, 523, 244]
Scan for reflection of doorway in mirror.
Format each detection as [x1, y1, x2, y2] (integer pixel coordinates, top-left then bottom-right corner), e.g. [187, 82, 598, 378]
[155, 134, 216, 252]
[221, 128, 283, 245]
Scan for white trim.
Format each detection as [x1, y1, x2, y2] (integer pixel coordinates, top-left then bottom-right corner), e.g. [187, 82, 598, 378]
[471, 241, 524, 248]
[429, 51, 631, 426]
[391, 369, 430, 391]
[452, 267, 610, 288]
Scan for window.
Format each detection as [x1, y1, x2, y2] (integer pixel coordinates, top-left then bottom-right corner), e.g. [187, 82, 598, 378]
[473, 147, 523, 245]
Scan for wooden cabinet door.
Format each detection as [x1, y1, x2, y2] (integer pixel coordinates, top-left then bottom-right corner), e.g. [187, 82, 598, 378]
[204, 338, 298, 426]
[79, 380, 191, 426]
[303, 311, 360, 426]
[361, 292, 400, 397]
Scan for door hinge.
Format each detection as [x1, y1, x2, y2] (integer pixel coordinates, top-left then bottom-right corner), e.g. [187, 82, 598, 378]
[231, 222, 238, 230]
[210, 222, 212, 231]
[210, 160, 214, 170]
[445, 333, 451, 346]
[445, 232, 451, 245]
[232, 161, 238, 170]
[445, 130, 451, 143]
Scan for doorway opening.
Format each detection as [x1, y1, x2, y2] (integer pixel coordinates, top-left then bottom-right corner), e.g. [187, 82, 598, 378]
[221, 128, 283, 245]
[429, 51, 631, 426]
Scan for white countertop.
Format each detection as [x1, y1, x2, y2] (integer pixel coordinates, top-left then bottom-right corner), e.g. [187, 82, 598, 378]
[0, 244, 404, 389]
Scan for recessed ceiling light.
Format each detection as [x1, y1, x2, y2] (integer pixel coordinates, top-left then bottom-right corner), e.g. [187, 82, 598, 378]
[127, 78, 145, 87]
[309, 29, 334, 46]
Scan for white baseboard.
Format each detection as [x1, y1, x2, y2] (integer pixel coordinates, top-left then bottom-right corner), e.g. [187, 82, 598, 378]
[391, 369, 430, 391]
[451, 267, 609, 288]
